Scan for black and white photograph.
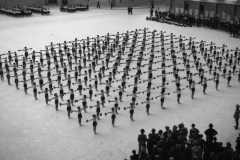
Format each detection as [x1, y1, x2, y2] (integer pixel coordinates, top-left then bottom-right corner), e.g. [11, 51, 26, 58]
[0, 0, 240, 160]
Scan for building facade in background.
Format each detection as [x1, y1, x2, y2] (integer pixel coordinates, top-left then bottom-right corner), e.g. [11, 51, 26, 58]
[0, 0, 163, 7]
[167, 0, 240, 21]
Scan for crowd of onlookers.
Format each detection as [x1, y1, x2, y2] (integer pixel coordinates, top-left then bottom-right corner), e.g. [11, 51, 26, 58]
[127, 123, 240, 160]
[60, 4, 88, 12]
[27, 6, 50, 14]
[0, 6, 50, 16]
[147, 9, 240, 38]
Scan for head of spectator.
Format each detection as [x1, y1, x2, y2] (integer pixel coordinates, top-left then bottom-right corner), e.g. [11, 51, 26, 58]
[132, 150, 136, 154]
[140, 129, 145, 134]
[236, 104, 240, 110]
[165, 126, 170, 131]
[227, 142, 231, 148]
[178, 123, 183, 129]
[209, 123, 213, 128]
[151, 128, 156, 134]
[213, 137, 217, 142]
[158, 130, 163, 135]
[173, 125, 178, 131]
[191, 123, 195, 128]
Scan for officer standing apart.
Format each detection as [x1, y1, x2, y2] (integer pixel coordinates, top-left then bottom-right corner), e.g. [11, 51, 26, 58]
[234, 104, 240, 129]
[97, 1, 101, 8]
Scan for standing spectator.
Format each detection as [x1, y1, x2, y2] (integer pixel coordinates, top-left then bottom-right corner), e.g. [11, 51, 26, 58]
[172, 125, 179, 140]
[180, 123, 188, 138]
[163, 126, 172, 138]
[232, 151, 240, 160]
[130, 150, 139, 160]
[183, 142, 192, 160]
[110, 0, 113, 9]
[158, 130, 164, 139]
[139, 142, 148, 159]
[204, 123, 218, 142]
[150, 8, 153, 18]
[138, 129, 147, 154]
[189, 124, 199, 141]
[97, 1, 100, 8]
[151, 1, 154, 9]
[147, 134, 154, 158]
[235, 134, 240, 153]
[128, 6, 133, 15]
[41, 8, 44, 16]
[151, 128, 156, 139]
[223, 142, 234, 160]
[234, 104, 240, 129]
[197, 134, 206, 155]
[192, 141, 203, 160]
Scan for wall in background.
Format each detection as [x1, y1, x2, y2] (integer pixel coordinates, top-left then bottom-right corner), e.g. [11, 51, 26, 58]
[68, 0, 166, 7]
[217, 3, 235, 15]
[184, 1, 200, 16]
[236, 5, 240, 17]
[67, 0, 88, 5]
[202, 2, 216, 12]
[0, 0, 166, 7]
[166, 0, 240, 18]
[187, 1, 200, 10]
[0, 0, 45, 6]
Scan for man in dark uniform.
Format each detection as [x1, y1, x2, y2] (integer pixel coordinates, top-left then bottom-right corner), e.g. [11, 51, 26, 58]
[234, 104, 240, 129]
[151, 1, 154, 9]
[110, 0, 113, 9]
[97, 1, 101, 8]
[150, 8, 154, 18]
[138, 129, 147, 154]
[204, 123, 218, 142]
[128, 6, 133, 15]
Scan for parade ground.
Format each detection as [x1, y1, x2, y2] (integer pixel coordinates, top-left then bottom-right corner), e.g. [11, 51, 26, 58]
[0, 6, 240, 160]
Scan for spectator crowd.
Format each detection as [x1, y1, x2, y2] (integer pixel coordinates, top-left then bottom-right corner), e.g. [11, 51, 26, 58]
[0, 6, 50, 16]
[147, 9, 240, 38]
[128, 123, 240, 160]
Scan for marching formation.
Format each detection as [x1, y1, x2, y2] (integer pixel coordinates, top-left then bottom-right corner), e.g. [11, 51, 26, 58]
[0, 28, 240, 134]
